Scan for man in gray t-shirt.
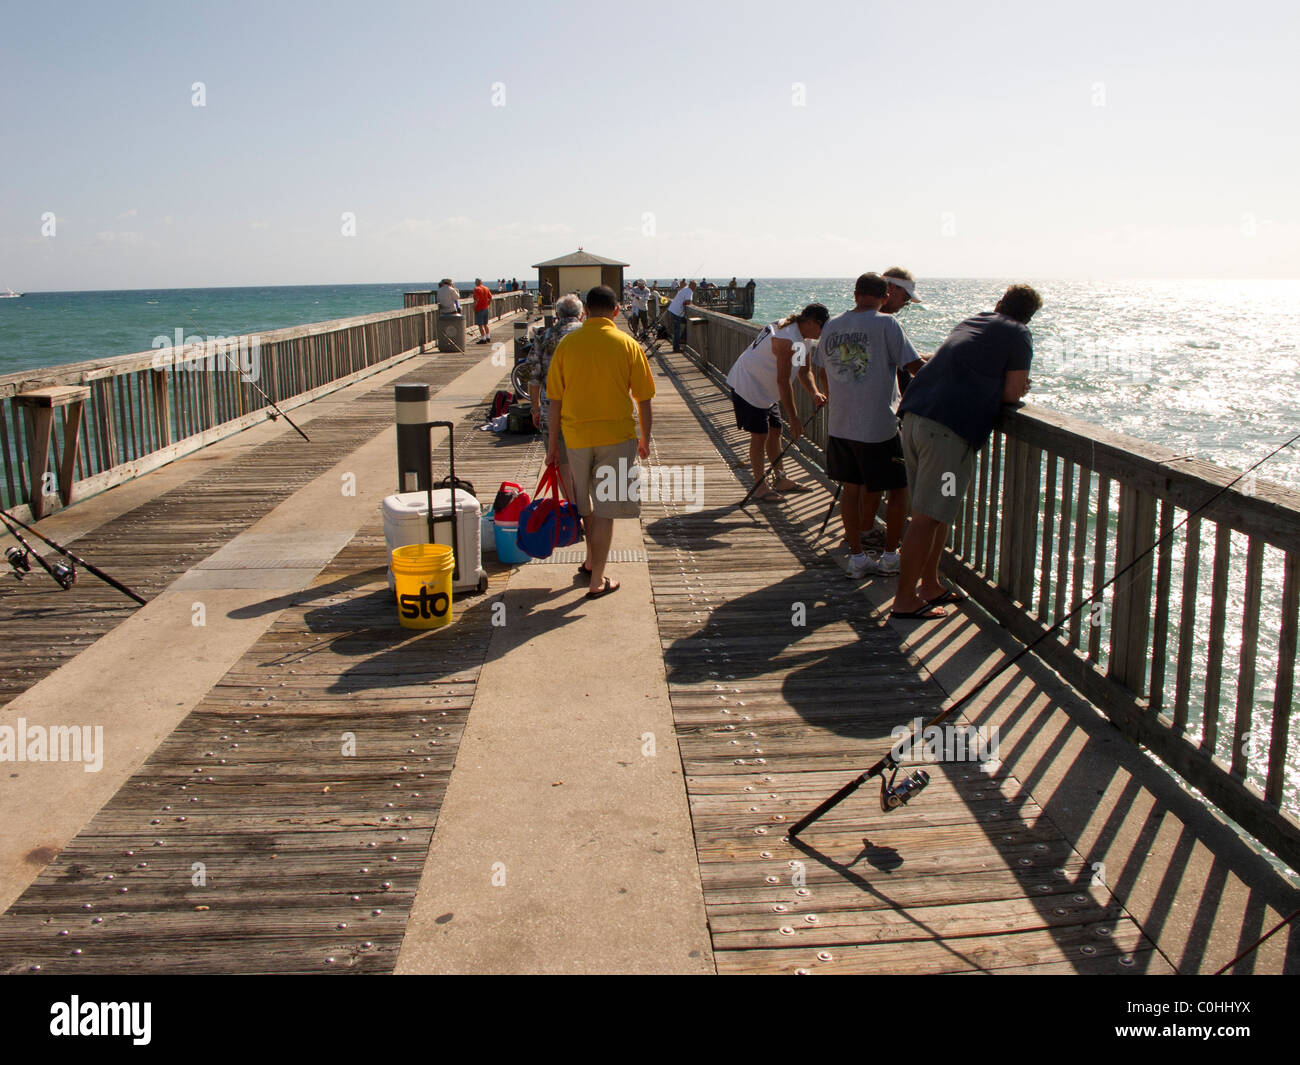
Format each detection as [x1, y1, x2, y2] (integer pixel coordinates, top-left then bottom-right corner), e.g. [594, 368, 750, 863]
[809, 273, 924, 579]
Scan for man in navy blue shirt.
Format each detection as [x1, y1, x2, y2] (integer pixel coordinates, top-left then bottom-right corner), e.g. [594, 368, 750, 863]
[891, 284, 1042, 619]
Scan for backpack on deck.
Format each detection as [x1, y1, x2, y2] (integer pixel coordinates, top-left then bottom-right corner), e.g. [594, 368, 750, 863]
[506, 402, 535, 434]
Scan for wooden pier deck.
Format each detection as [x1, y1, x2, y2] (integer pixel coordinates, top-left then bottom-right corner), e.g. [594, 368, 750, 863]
[0, 314, 1295, 973]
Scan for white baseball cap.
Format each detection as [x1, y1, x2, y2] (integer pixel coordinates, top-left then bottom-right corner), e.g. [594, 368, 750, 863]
[885, 275, 925, 307]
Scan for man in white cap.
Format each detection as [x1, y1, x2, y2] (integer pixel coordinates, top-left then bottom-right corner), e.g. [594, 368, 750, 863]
[846, 266, 927, 575]
[881, 267, 924, 315]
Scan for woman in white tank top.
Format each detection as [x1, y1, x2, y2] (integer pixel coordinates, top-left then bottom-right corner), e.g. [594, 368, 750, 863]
[724, 303, 829, 500]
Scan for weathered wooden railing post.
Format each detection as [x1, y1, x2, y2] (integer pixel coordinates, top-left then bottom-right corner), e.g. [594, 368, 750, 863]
[1109, 483, 1158, 694]
[151, 367, 173, 447]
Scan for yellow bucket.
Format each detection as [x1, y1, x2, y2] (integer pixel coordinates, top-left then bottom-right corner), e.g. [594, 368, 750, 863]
[391, 544, 455, 630]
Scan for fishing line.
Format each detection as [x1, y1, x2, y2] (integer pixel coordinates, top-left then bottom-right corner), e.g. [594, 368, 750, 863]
[788, 423, 1300, 837]
[1212, 904, 1300, 974]
[181, 315, 311, 442]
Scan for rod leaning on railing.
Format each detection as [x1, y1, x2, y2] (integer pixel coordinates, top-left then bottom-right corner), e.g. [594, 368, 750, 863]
[0, 291, 525, 521]
[665, 302, 1300, 872]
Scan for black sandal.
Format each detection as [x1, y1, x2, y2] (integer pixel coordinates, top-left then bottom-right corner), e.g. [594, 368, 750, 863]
[585, 577, 620, 599]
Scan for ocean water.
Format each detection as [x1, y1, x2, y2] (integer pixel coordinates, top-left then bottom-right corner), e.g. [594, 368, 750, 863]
[0, 282, 527, 377]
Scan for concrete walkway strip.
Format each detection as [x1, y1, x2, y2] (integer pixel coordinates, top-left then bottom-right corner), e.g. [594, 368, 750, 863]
[396, 519, 715, 974]
[0, 349, 510, 913]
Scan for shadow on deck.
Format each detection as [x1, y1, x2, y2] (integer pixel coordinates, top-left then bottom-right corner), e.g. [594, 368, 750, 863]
[0, 317, 1294, 974]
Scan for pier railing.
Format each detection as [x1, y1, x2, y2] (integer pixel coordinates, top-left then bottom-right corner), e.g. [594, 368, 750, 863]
[672, 304, 1300, 870]
[1, 295, 509, 522]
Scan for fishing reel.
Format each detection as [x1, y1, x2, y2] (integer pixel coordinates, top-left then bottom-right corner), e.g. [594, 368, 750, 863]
[49, 558, 76, 590]
[6, 545, 31, 579]
[880, 765, 931, 812]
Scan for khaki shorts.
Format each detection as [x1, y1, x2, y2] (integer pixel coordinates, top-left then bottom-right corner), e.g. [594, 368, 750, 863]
[567, 438, 641, 519]
[901, 413, 974, 526]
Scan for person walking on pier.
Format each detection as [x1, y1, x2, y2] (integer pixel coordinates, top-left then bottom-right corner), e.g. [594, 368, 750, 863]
[540, 278, 554, 309]
[726, 303, 829, 500]
[472, 279, 493, 344]
[546, 285, 656, 599]
[668, 280, 696, 352]
[812, 273, 924, 580]
[526, 294, 583, 500]
[892, 283, 1042, 619]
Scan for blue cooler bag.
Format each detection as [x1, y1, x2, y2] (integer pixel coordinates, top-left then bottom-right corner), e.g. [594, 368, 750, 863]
[516, 463, 583, 559]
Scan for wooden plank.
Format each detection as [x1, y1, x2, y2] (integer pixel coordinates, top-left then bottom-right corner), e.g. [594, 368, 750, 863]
[1087, 475, 1111, 663]
[1054, 458, 1074, 624]
[1201, 525, 1233, 754]
[997, 435, 1019, 596]
[987, 431, 1003, 579]
[24, 401, 54, 517]
[1038, 453, 1057, 618]
[1069, 464, 1091, 648]
[1109, 483, 1156, 695]
[1173, 517, 1201, 734]
[1231, 537, 1265, 776]
[1148, 501, 1176, 713]
[58, 397, 86, 505]
[1016, 444, 1042, 608]
[1266, 552, 1298, 806]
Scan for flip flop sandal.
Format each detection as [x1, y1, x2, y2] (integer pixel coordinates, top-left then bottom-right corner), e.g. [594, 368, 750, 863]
[574, 563, 593, 582]
[889, 604, 948, 620]
[926, 589, 967, 606]
[586, 577, 620, 600]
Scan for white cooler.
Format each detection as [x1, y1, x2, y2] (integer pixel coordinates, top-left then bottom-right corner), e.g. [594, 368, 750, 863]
[382, 489, 489, 594]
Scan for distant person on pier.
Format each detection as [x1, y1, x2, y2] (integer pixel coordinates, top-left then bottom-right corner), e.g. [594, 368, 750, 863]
[436, 278, 460, 315]
[892, 283, 1042, 619]
[546, 285, 656, 600]
[526, 293, 584, 501]
[667, 280, 696, 352]
[540, 278, 554, 308]
[472, 279, 493, 344]
[812, 272, 924, 580]
[628, 279, 652, 338]
[726, 303, 830, 500]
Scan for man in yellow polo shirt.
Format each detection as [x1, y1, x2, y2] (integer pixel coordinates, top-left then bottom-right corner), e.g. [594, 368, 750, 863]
[545, 285, 655, 599]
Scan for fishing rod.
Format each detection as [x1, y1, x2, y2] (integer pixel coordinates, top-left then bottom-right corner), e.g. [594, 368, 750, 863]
[817, 484, 842, 539]
[0, 506, 147, 605]
[737, 405, 826, 511]
[787, 424, 1300, 839]
[2, 511, 76, 590]
[181, 316, 310, 442]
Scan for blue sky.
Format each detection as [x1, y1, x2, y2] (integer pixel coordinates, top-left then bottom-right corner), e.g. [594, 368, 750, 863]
[1, 0, 1297, 289]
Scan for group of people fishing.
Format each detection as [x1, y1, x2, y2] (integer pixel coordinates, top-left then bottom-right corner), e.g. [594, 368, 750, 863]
[522, 271, 1041, 619]
[717, 270, 1042, 620]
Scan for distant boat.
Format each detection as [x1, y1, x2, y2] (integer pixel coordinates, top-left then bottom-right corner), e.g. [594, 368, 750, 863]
[0, 287, 20, 299]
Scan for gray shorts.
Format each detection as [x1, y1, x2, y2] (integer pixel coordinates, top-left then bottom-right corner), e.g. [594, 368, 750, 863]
[901, 413, 974, 526]
[567, 438, 641, 519]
